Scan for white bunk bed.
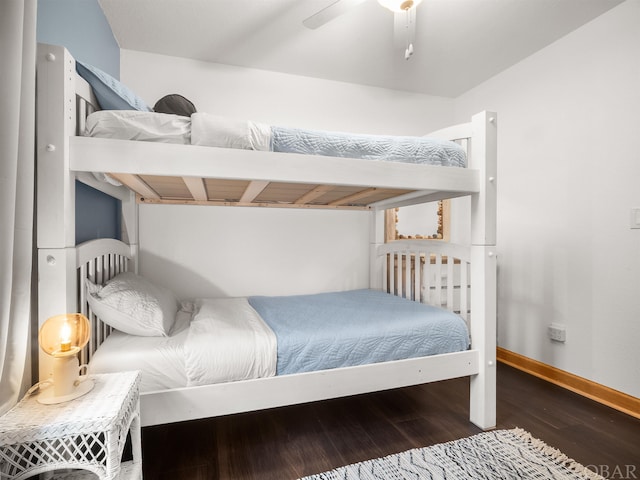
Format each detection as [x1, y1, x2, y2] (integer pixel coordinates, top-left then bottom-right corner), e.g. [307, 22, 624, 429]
[36, 44, 497, 430]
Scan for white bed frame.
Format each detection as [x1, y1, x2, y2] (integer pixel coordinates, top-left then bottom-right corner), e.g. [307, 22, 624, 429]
[36, 44, 497, 430]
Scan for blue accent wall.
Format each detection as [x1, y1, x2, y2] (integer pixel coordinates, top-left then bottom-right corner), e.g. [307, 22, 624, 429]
[37, 0, 122, 244]
[75, 182, 122, 244]
[37, 0, 119, 78]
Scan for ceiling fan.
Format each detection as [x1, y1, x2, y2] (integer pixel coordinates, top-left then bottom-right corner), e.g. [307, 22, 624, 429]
[303, 0, 423, 60]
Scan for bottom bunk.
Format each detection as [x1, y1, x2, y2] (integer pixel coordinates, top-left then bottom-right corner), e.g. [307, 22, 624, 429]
[70, 238, 495, 429]
[90, 289, 471, 389]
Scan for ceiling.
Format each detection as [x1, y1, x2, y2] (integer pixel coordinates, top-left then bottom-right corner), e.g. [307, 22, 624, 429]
[98, 0, 623, 98]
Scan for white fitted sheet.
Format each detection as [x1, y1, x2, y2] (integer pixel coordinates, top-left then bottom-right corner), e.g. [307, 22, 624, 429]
[89, 310, 191, 393]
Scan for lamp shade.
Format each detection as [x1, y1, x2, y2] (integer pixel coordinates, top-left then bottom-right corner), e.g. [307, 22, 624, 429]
[37, 313, 93, 404]
[39, 313, 90, 358]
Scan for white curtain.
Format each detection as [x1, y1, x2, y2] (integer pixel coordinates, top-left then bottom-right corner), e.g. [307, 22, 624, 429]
[0, 0, 37, 415]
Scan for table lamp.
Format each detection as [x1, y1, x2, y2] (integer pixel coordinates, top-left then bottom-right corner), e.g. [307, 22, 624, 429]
[37, 313, 94, 404]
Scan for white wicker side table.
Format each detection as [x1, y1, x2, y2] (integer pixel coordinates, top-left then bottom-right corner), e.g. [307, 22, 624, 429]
[0, 371, 142, 480]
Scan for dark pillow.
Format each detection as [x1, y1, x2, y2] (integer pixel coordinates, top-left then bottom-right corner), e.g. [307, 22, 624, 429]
[153, 94, 197, 117]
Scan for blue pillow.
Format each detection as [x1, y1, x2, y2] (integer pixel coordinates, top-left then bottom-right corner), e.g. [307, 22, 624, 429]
[76, 60, 152, 111]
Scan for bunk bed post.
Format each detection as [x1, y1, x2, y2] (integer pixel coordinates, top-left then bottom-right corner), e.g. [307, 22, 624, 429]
[120, 189, 139, 272]
[93, 168, 142, 274]
[36, 44, 77, 250]
[369, 209, 385, 290]
[36, 44, 79, 382]
[468, 111, 498, 430]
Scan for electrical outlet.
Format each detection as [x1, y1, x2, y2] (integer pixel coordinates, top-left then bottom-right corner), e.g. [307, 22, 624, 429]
[631, 207, 640, 229]
[548, 324, 566, 342]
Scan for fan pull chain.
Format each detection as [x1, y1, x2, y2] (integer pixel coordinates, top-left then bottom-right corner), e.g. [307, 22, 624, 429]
[404, 7, 414, 60]
[405, 42, 414, 60]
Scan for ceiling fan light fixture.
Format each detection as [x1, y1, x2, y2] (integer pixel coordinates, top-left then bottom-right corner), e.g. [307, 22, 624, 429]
[377, 0, 422, 13]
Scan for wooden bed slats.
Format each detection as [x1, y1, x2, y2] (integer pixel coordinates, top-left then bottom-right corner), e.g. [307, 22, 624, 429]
[328, 187, 379, 206]
[110, 173, 160, 200]
[122, 174, 416, 210]
[294, 185, 335, 204]
[183, 176, 208, 202]
[240, 180, 270, 203]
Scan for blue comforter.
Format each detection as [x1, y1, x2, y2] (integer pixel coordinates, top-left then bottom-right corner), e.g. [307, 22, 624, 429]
[271, 126, 466, 167]
[248, 289, 470, 375]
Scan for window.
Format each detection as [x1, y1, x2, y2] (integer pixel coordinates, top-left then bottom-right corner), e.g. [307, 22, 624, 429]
[385, 200, 449, 242]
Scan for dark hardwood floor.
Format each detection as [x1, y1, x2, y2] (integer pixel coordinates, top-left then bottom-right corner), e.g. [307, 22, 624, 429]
[141, 363, 640, 479]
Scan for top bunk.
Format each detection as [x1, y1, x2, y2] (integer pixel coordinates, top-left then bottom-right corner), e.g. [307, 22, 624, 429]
[36, 43, 496, 212]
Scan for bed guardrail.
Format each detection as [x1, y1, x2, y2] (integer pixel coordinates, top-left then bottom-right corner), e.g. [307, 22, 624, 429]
[378, 240, 471, 322]
[74, 73, 98, 136]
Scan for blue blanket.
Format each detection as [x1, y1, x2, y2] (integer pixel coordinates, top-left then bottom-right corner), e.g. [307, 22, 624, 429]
[248, 289, 470, 375]
[271, 126, 466, 167]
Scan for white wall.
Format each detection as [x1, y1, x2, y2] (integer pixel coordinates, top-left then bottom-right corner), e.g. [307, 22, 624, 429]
[120, 50, 456, 298]
[454, 0, 640, 397]
[138, 205, 370, 299]
[121, 50, 454, 135]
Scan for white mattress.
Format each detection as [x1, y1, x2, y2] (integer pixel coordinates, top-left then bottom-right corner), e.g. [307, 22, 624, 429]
[84, 110, 466, 167]
[89, 310, 190, 392]
[88, 298, 278, 393]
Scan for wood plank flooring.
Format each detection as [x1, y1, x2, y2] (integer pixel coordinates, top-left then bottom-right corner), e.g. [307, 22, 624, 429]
[141, 363, 640, 479]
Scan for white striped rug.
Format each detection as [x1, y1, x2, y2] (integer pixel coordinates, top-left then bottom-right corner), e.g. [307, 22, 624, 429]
[300, 428, 604, 480]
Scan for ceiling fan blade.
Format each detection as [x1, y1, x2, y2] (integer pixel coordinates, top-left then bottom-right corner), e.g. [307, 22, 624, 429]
[393, 7, 416, 48]
[303, 0, 368, 29]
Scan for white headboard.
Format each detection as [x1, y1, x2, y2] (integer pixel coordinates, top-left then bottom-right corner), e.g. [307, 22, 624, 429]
[76, 239, 134, 365]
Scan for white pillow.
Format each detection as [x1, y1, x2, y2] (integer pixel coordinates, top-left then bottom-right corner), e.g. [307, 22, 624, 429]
[86, 272, 178, 337]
